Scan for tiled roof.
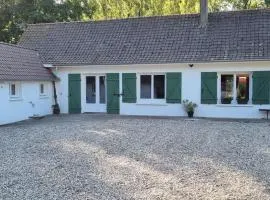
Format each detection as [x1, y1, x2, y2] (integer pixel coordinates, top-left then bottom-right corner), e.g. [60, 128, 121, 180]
[19, 9, 270, 65]
[0, 43, 55, 81]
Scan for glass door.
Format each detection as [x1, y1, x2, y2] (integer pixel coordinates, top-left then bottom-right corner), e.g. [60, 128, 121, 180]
[86, 76, 96, 103]
[85, 75, 106, 112]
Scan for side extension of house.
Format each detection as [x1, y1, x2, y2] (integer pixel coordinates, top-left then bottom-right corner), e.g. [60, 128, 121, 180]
[0, 43, 55, 125]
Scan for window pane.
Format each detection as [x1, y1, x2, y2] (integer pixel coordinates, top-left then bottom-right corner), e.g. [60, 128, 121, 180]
[221, 75, 233, 104]
[154, 75, 165, 99]
[86, 76, 96, 103]
[99, 76, 106, 104]
[11, 84, 16, 96]
[237, 75, 249, 104]
[140, 75, 151, 99]
[40, 84, 44, 94]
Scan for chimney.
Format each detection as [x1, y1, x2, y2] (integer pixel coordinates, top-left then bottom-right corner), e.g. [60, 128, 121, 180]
[200, 0, 208, 27]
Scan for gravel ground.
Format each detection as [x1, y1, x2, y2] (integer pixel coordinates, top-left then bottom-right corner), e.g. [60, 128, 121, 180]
[0, 114, 270, 200]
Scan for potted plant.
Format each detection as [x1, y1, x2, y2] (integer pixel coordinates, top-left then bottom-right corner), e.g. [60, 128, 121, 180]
[237, 85, 248, 104]
[221, 97, 233, 104]
[52, 103, 60, 114]
[237, 96, 249, 104]
[183, 99, 197, 118]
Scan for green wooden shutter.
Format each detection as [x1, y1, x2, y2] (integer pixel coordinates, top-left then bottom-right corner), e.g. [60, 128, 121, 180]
[166, 73, 182, 103]
[106, 73, 120, 114]
[201, 72, 217, 104]
[122, 73, 136, 103]
[68, 74, 81, 114]
[252, 71, 270, 105]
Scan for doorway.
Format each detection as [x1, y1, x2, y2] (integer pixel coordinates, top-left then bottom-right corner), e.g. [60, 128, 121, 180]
[84, 75, 106, 113]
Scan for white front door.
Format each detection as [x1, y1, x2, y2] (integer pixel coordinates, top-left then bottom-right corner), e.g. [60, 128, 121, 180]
[83, 75, 106, 113]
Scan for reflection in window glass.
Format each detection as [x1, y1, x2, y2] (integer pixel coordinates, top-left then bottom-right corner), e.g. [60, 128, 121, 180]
[11, 84, 16, 96]
[221, 75, 233, 104]
[40, 84, 44, 94]
[237, 75, 249, 104]
[154, 75, 165, 99]
[140, 75, 151, 99]
[86, 76, 96, 103]
[99, 76, 106, 104]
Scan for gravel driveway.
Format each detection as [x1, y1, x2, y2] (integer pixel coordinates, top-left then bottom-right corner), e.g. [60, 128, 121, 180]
[0, 114, 270, 200]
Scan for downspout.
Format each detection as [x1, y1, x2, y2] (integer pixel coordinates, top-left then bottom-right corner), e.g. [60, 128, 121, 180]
[53, 80, 58, 105]
[48, 66, 61, 114]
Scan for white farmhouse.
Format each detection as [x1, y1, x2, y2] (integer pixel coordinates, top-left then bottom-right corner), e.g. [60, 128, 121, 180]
[15, 6, 270, 119]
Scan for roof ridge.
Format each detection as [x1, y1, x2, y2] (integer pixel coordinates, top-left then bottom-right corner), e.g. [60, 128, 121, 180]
[0, 42, 38, 52]
[26, 13, 198, 26]
[26, 8, 270, 27]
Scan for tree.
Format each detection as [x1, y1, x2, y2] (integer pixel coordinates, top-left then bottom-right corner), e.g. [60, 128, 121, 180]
[226, 0, 266, 9]
[0, 0, 96, 43]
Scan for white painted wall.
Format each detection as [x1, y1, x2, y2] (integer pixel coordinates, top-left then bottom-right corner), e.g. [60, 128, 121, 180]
[0, 81, 54, 125]
[52, 61, 270, 119]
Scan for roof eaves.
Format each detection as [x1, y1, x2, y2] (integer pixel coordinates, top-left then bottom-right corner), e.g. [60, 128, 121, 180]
[0, 42, 38, 52]
[48, 58, 270, 67]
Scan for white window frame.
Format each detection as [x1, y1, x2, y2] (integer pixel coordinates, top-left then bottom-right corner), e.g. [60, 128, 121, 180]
[39, 82, 48, 97]
[85, 75, 106, 104]
[9, 82, 22, 100]
[137, 73, 166, 104]
[217, 72, 252, 105]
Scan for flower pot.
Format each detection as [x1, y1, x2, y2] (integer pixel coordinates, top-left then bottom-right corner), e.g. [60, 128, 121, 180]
[221, 98, 232, 104]
[237, 98, 249, 105]
[52, 104, 60, 115]
[187, 111, 194, 118]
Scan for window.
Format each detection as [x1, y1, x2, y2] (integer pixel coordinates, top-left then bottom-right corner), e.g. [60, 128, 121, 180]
[11, 84, 16, 96]
[9, 83, 21, 99]
[219, 73, 250, 105]
[99, 76, 106, 104]
[237, 75, 249, 104]
[140, 75, 151, 99]
[86, 75, 106, 104]
[39, 83, 48, 97]
[40, 84, 44, 94]
[139, 74, 165, 100]
[154, 75, 165, 99]
[221, 75, 233, 104]
[86, 76, 96, 103]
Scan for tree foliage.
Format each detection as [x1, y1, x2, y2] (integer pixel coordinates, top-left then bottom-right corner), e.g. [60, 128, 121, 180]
[226, 0, 266, 9]
[0, 0, 268, 43]
[0, 0, 96, 42]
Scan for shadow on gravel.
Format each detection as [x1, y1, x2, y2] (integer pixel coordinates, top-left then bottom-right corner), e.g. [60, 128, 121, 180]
[1, 114, 270, 199]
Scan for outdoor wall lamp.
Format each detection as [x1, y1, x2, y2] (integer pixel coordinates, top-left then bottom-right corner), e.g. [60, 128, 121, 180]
[189, 64, 194, 68]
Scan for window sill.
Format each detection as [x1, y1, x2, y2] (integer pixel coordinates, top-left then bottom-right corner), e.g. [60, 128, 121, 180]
[136, 100, 167, 106]
[86, 102, 106, 105]
[136, 103, 168, 106]
[9, 97, 23, 102]
[39, 95, 49, 99]
[216, 104, 254, 107]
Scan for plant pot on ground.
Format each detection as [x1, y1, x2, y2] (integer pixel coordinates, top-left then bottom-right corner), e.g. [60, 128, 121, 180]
[52, 104, 60, 115]
[187, 111, 194, 118]
[183, 99, 197, 118]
